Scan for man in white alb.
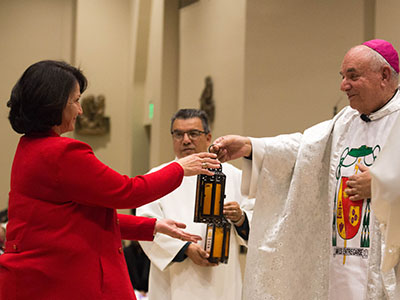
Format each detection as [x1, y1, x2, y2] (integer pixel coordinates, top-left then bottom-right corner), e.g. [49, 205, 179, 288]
[137, 109, 254, 300]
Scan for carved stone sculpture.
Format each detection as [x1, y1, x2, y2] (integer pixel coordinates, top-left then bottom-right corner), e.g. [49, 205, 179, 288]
[199, 76, 215, 126]
[75, 94, 110, 135]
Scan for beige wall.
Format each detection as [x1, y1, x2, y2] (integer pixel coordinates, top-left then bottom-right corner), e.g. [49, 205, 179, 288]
[375, 0, 400, 52]
[179, 0, 246, 139]
[243, 0, 365, 138]
[129, 0, 152, 176]
[73, 0, 133, 175]
[145, 0, 179, 168]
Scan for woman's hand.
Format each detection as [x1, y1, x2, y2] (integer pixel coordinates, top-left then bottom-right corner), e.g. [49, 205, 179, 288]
[209, 135, 252, 162]
[176, 152, 220, 176]
[154, 219, 202, 243]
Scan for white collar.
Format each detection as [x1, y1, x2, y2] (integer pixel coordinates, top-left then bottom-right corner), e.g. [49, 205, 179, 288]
[367, 89, 400, 121]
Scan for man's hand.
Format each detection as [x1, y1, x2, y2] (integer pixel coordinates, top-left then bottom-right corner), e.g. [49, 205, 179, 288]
[210, 135, 252, 163]
[155, 219, 202, 243]
[185, 243, 218, 267]
[223, 201, 244, 226]
[345, 164, 371, 201]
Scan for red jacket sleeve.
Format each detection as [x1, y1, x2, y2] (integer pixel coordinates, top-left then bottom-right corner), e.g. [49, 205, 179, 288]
[118, 213, 156, 241]
[56, 140, 184, 209]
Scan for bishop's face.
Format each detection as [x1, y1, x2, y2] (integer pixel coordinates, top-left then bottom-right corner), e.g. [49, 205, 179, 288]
[340, 46, 387, 115]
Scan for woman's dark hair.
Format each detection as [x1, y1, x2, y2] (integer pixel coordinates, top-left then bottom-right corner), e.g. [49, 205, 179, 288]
[7, 60, 88, 134]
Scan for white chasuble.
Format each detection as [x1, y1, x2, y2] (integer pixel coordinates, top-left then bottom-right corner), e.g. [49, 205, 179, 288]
[242, 90, 400, 300]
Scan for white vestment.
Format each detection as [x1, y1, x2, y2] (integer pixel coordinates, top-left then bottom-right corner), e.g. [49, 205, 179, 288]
[137, 162, 254, 300]
[371, 113, 400, 299]
[242, 90, 400, 300]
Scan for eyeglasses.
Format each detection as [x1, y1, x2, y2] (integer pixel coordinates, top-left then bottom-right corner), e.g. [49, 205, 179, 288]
[171, 130, 208, 141]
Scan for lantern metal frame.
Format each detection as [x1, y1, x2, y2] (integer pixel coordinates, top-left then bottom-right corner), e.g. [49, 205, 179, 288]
[194, 165, 226, 223]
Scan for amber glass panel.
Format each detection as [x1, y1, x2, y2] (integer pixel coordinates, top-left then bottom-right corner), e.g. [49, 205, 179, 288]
[213, 183, 221, 215]
[194, 179, 201, 217]
[203, 183, 212, 215]
[224, 228, 230, 257]
[212, 226, 224, 258]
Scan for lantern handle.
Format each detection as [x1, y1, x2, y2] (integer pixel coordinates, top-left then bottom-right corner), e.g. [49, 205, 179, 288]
[208, 144, 219, 154]
[208, 144, 222, 170]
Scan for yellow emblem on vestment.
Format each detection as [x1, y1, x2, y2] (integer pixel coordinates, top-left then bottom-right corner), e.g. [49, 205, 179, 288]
[349, 206, 360, 227]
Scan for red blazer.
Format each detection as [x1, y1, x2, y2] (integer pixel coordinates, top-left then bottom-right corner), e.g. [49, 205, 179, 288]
[0, 131, 183, 300]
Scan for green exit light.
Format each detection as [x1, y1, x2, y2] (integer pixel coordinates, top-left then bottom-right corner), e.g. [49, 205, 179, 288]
[149, 103, 154, 120]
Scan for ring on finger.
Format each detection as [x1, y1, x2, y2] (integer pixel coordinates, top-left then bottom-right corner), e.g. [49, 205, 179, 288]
[202, 162, 208, 169]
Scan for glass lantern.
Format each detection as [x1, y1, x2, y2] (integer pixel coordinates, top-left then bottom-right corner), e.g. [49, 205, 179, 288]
[204, 220, 231, 264]
[194, 164, 226, 223]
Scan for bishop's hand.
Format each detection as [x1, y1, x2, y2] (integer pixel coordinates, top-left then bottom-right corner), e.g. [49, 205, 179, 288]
[344, 164, 372, 201]
[210, 135, 252, 163]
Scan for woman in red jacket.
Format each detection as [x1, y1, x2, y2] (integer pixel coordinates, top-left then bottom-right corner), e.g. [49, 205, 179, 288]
[0, 60, 219, 300]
